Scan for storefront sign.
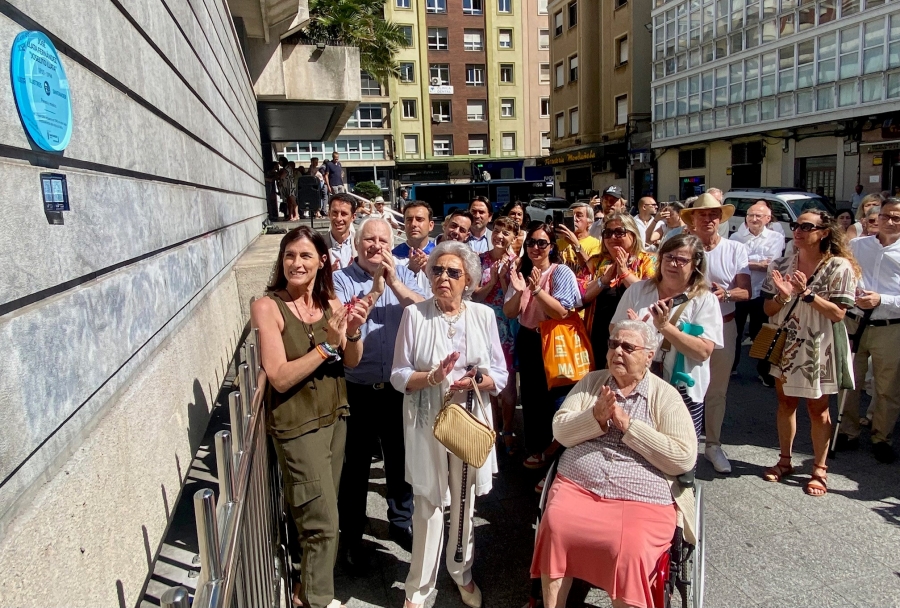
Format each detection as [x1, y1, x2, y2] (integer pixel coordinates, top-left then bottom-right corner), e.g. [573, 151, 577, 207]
[541, 146, 602, 167]
[11, 31, 72, 151]
[428, 85, 454, 94]
[863, 140, 900, 153]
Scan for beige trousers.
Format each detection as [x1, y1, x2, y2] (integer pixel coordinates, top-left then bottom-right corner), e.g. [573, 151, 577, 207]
[704, 319, 737, 447]
[839, 321, 900, 444]
[405, 454, 476, 604]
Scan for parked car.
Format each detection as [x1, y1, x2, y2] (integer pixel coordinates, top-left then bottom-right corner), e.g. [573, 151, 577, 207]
[723, 188, 835, 248]
[524, 196, 571, 225]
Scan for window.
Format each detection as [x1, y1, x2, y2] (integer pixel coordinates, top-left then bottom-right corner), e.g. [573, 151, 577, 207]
[555, 112, 565, 137]
[569, 55, 578, 81]
[502, 132, 517, 151]
[499, 29, 513, 48]
[678, 149, 706, 169]
[347, 103, 383, 128]
[540, 131, 551, 153]
[400, 25, 414, 47]
[467, 100, 486, 120]
[500, 64, 514, 83]
[403, 134, 418, 154]
[539, 29, 550, 50]
[402, 99, 417, 118]
[396, 0, 410, 7]
[431, 100, 452, 122]
[540, 63, 550, 83]
[428, 27, 449, 50]
[501, 98, 516, 117]
[433, 136, 453, 156]
[554, 12, 563, 36]
[555, 62, 564, 87]
[426, 0, 447, 13]
[840, 25, 859, 80]
[568, 1, 578, 28]
[429, 63, 450, 84]
[464, 29, 484, 51]
[615, 95, 628, 125]
[538, 0, 548, 14]
[468, 136, 487, 154]
[617, 36, 628, 65]
[360, 72, 380, 96]
[333, 137, 386, 160]
[498, 0, 511, 12]
[464, 0, 484, 14]
[540, 97, 550, 116]
[466, 64, 485, 86]
[399, 62, 415, 83]
[569, 108, 579, 134]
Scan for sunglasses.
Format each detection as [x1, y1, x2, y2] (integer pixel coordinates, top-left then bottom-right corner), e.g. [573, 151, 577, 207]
[525, 238, 552, 249]
[608, 338, 650, 354]
[601, 228, 630, 239]
[790, 221, 826, 232]
[662, 253, 692, 268]
[431, 265, 464, 280]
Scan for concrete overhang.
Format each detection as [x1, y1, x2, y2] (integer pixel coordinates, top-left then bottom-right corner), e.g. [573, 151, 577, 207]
[228, 0, 310, 42]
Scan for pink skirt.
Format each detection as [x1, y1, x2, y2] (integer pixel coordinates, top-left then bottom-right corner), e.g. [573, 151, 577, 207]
[530, 475, 676, 608]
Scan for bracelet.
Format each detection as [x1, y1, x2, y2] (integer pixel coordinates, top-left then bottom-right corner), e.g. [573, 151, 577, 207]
[346, 329, 362, 343]
[426, 364, 441, 386]
[531, 286, 543, 297]
[315, 344, 329, 360]
[775, 294, 792, 306]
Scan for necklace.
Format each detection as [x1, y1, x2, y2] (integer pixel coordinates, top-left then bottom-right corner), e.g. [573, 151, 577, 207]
[434, 299, 465, 338]
[702, 234, 720, 252]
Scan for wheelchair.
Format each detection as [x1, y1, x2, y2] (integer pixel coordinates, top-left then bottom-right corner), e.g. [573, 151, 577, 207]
[529, 457, 705, 608]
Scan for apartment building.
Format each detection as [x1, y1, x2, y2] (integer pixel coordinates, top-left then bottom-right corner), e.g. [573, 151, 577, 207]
[387, 0, 551, 184]
[651, 0, 900, 204]
[546, 0, 653, 202]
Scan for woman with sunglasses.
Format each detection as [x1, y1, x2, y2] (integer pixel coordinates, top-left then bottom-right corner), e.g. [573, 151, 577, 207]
[846, 193, 884, 239]
[504, 223, 581, 478]
[391, 241, 508, 608]
[611, 234, 723, 435]
[582, 212, 657, 368]
[760, 211, 860, 496]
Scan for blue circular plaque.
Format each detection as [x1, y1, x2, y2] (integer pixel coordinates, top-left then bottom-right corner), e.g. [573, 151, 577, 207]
[10, 31, 72, 152]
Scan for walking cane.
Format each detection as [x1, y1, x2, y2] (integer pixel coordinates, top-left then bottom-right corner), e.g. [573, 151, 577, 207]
[455, 366, 483, 563]
[829, 310, 871, 458]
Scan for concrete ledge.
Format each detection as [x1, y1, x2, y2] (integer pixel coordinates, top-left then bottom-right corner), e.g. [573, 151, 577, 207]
[233, 234, 283, 323]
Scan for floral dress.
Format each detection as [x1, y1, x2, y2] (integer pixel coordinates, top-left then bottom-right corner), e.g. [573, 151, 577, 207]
[479, 251, 517, 370]
[760, 255, 858, 399]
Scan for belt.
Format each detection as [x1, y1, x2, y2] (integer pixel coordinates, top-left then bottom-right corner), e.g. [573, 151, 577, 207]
[722, 312, 735, 323]
[348, 381, 388, 390]
[847, 311, 900, 327]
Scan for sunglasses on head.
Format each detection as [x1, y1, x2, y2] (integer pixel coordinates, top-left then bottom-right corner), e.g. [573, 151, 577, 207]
[525, 238, 551, 249]
[431, 265, 464, 280]
[607, 338, 650, 354]
[790, 221, 826, 232]
[601, 228, 630, 239]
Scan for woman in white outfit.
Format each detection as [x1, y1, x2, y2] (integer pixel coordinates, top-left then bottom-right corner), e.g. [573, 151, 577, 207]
[391, 240, 508, 608]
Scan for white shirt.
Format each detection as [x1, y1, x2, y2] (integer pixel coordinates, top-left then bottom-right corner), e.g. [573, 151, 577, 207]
[633, 215, 664, 248]
[370, 208, 399, 228]
[611, 281, 724, 404]
[850, 235, 900, 321]
[325, 230, 356, 270]
[589, 219, 605, 240]
[704, 238, 751, 316]
[851, 192, 865, 212]
[729, 224, 785, 299]
[394, 256, 433, 298]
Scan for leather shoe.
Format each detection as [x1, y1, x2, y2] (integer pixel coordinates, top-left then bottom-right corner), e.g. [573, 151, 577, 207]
[389, 524, 413, 552]
[873, 441, 897, 464]
[340, 545, 371, 576]
[457, 582, 482, 608]
[834, 433, 859, 452]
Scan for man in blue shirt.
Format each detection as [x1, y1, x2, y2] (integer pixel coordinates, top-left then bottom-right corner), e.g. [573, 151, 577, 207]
[334, 217, 425, 570]
[467, 196, 493, 254]
[393, 201, 435, 298]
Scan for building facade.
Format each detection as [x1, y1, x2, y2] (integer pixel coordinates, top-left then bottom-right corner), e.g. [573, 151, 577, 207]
[651, 0, 900, 205]
[546, 0, 654, 203]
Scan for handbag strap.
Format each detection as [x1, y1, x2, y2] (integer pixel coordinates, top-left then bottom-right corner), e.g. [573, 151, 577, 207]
[442, 380, 491, 423]
[764, 262, 826, 359]
[659, 298, 692, 353]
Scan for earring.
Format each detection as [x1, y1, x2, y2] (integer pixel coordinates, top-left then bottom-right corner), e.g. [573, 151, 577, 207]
[464, 286, 470, 292]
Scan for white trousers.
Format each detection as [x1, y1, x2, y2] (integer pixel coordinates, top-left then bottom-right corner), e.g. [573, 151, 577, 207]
[405, 454, 476, 603]
[704, 319, 737, 446]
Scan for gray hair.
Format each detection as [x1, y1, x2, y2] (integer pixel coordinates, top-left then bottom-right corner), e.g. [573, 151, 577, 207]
[426, 240, 481, 296]
[707, 188, 724, 203]
[354, 217, 395, 249]
[569, 202, 594, 222]
[611, 319, 660, 352]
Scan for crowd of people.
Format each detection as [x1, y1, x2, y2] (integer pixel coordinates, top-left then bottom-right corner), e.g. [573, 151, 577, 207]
[250, 185, 900, 608]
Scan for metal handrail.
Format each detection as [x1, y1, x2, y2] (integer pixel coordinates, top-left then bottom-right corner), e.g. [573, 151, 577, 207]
[166, 327, 288, 608]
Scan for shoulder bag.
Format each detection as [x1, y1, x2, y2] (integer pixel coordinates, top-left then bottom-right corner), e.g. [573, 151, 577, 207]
[433, 383, 496, 468]
[750, 265, 823, 365]
[539, 266, 595, 389]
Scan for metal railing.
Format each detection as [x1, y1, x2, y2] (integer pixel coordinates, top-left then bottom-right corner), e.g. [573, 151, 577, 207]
[163, 328, 289, 608]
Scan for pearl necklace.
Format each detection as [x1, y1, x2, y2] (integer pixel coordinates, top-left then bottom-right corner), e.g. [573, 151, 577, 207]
[434, 299, 465, 338]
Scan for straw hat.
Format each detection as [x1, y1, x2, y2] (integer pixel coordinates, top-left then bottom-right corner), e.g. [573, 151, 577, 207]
[373, 196, 385, 204]
[679, 192, 734, 223]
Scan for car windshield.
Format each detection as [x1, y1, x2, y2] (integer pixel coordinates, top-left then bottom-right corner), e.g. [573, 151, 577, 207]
[536, 199, 571, 209]
[784, 196, 831, 216]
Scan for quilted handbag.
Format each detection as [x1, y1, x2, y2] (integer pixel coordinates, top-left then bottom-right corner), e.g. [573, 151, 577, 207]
[749, 322, 789, 364]
[433, 384, 496, 468]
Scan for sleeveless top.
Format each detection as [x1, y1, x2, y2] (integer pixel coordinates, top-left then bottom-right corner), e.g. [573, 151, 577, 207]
[265, 294, 349, 440]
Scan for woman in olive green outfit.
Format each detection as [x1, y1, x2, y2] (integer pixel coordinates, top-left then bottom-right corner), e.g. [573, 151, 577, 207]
[252, 226, 369, 608]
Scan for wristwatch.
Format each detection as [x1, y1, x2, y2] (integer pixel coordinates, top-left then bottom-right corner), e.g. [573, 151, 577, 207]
[723, 289, 731, 302]
[802, 290, 816, 303]
[574, 245, 583, 253]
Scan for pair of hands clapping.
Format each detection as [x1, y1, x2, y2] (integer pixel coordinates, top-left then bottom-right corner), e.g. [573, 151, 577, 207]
[592, 385, 630, 433]
[510, 266, 542, 294]
[770, 269, 810, 300]
[325, 298, 370, 347]
[432, 352, 482, 391]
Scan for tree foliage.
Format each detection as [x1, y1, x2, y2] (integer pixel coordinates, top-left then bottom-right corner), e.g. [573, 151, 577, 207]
[352, 181, 383, 200]
[305, 0, 407, 84]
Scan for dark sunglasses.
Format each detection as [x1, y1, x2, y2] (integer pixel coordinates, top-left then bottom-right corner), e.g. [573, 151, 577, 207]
[525, 238, 552, 249]
[602, 228, 630, 239]
[431, 265, 464, 280]
[608, 338, 650, 354]
[790, 221, 826, 233]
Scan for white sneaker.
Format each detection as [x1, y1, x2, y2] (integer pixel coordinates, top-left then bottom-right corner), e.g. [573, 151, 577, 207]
[741, 337, 753, 346]
[705, 445, 732, 474]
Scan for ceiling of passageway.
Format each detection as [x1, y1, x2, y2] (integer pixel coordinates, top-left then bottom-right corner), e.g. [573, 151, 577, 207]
[258, 101, 341, 142]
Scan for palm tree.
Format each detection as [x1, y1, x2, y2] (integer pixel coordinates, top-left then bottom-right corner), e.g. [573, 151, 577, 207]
[303, 0, 407, 84]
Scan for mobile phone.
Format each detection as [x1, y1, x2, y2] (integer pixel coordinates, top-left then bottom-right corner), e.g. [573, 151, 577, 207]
[670, 292, 689, 307]
[563, 210, 576, 232]
[552, 210, 564, 228]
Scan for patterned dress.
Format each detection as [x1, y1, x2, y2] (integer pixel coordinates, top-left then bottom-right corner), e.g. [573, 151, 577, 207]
[479, 251, 517, 369]
[761, 255, 858, 399]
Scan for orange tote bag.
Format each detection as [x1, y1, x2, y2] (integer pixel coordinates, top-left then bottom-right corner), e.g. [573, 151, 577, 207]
[540, 313, 595, 389]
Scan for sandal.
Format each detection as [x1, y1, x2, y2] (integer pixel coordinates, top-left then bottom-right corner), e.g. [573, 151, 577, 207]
[804, 464, 828, 497]
[500, 431, 519, 456]
[762, 454, 794, 482]
[523, 452, 550, 469]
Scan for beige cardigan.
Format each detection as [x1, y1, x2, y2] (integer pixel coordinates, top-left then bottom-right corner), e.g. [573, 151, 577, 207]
[552, 370, 698, 545]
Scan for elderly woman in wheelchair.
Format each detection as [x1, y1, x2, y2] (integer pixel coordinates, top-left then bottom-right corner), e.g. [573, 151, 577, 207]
[530, 320, 699, 608]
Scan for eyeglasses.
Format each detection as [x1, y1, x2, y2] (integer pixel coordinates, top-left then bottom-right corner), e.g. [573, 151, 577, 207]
[525, 238, 551, 249]
[878, 213, 900, 225]
[608, 338, 650, 354]
[601, 228, 630, 239]
[790, 221, 826, 232]
[431, 265, 464, 280]
[662, 253, 692, 268]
